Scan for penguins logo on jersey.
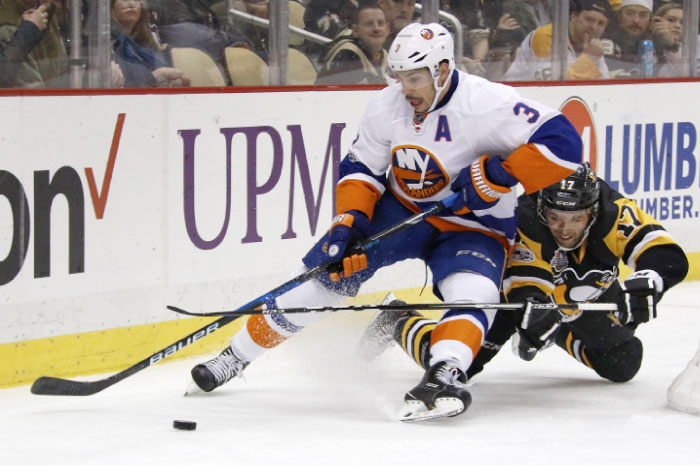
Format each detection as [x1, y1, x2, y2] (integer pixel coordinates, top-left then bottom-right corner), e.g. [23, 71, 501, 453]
[554, 268, 617, 322]
[392, 145, 449, 199]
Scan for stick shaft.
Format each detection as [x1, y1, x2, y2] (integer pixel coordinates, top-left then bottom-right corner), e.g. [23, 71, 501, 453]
[359, 193, 456, 251]
[167, 301, 618, 317]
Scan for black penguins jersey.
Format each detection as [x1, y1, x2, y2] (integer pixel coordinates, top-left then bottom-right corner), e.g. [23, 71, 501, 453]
[503, 178, 687, 309]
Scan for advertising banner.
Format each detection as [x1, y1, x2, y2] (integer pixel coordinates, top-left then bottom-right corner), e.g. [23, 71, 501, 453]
[1, 81, 698, 353]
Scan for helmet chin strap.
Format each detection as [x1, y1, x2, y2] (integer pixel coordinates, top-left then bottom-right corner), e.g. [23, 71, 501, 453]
[427, 68, 452, 113]
[555, 234, 587, 252]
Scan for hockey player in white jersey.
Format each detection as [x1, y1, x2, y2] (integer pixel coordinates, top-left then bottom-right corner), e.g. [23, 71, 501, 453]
[190, 22, 583, 421]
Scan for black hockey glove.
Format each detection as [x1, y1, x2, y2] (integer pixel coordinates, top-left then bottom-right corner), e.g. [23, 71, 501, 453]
[513, 294, 561, 361]
[614, 270, 663, 325]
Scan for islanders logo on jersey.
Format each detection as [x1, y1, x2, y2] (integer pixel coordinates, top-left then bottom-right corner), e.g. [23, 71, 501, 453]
[392, 145, 449, 199]
[420, 28, 434, 40]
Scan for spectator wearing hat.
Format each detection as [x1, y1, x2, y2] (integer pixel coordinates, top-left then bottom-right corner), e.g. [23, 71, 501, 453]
[603, 0, 654, 77]
[502, 0, 612, 81]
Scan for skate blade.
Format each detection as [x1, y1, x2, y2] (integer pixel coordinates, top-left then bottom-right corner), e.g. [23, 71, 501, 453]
[399, 397, 465, 422]
[184, 379, 204, 397]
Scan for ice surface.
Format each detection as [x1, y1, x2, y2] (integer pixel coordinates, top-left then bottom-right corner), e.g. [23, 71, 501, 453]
[2, 283, 700, 465]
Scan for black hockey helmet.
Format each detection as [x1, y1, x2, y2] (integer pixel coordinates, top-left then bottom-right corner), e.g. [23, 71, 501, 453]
[537, 162, 600, 223]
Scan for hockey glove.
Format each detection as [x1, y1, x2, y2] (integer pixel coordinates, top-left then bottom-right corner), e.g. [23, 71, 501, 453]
[451, 155, 518, 214]
[615, 270, 663, 325]
[513, 294, 561, 361]
[326, 210, 370, 282]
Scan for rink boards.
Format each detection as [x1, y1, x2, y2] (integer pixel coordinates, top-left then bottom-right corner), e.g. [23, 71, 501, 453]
[2, 81, 700, 387]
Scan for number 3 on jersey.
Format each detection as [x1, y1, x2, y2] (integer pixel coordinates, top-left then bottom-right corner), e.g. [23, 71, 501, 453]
[513, 103, 540, 123]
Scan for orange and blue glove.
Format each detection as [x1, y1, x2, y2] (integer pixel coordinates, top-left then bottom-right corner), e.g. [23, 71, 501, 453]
[451, 155, 518, 214]
[327, 210, 370, 282]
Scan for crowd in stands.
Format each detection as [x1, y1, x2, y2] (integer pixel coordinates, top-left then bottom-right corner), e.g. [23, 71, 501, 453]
[503, 0, 613, 81]
[315, 2, 389, 85]
[0, 0, 696, 89]
[0, 0, 67, 88]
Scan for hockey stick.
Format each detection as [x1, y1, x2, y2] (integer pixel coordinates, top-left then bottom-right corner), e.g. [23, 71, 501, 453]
[167, 301, 618, 317]
[30, 193, 459, 396]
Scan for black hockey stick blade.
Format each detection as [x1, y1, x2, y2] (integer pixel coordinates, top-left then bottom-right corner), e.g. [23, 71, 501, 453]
[31, 376, 112, 396]
[30, 313, 241, 396]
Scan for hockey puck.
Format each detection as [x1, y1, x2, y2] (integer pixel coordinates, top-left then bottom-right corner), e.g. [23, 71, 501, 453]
[173, 420, 197, 431]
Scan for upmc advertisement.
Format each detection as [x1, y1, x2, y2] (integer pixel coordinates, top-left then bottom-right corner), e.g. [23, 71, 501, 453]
[1, 81, 699, 385]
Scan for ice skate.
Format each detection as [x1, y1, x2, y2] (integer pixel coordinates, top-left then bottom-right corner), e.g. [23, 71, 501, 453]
[400, 360, 472, 422]
[189, 346, 249, 393]
[356, 292, 418, 360]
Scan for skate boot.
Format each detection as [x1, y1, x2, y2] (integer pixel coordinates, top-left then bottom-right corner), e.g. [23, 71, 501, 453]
[356, 292, 418, 360]
[400, 360, 472, 422]
[190, 346, 249, 392]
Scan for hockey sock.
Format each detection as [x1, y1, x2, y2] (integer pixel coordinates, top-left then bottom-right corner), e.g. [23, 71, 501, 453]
[429, 311, 488, 371]
[427, 273, 499, 372]
[558, 331, 594, 369]
[231, 274, 343, 362]
[394, 314, 436, 370]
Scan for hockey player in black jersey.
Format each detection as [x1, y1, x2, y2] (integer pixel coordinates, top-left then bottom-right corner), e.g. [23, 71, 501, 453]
[361, 162, 689, 384]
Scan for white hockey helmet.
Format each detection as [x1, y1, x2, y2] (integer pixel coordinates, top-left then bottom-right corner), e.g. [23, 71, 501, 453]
[387, 22, 455, 112]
